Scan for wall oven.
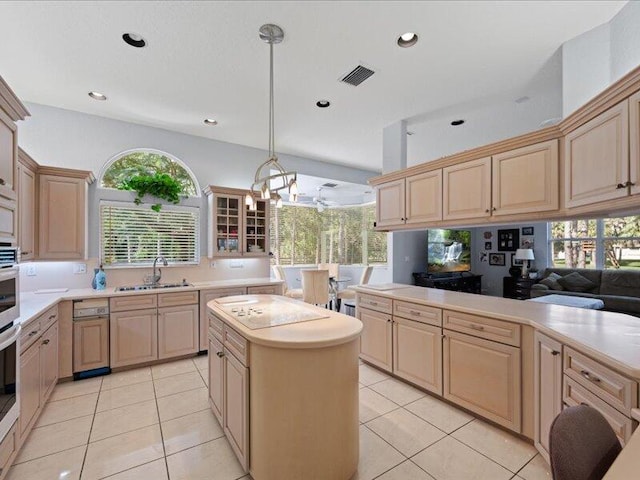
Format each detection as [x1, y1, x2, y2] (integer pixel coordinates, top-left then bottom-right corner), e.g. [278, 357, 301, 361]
[0, 266, 19, 331]
[0, 321, 20, 441]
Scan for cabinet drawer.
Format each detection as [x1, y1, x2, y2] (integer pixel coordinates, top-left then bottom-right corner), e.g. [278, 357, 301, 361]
[247, 285, 280, 295]
[224, 325, 248, 366]
[110, 294, 157, 312]
[158, 290, 199, 308]
[443, 310, 521, 347]
[208, 312, 224, 342]
[40, 305, 58, 332]
[564, 347, 637, 415]
[20, 318, 41, 351]
[394, 300, 442, 326]
[357, 293, 392, 314]
[563, 376, 635, 445]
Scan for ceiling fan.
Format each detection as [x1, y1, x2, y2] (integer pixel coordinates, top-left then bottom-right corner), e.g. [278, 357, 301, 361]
[296, 187, 335, 211]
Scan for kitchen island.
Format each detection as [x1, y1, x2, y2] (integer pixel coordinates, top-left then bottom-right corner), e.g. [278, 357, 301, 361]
[207, 294, 362, 480]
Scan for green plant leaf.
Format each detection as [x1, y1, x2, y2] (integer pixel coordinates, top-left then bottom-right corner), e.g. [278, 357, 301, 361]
[117, 173, 183, 210]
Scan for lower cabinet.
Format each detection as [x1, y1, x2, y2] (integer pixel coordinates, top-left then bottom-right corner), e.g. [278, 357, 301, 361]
[158, 304, 199, 359]
[199, 288, 247, 352]
[357, 307, 392, 371]
[73, 317, 109, 373]
[19, 320, 59, 443]
[0, 423, 16, 480]
[110, 309, 158, 368]
[223, 347, 249, 471]
[534, 331, 562, 462]
[393, 317, 442, 394]
[208, 336, 224, 425]
[443, 329, 521, 432]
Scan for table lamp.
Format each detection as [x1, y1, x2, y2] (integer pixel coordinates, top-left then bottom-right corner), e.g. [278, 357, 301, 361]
[515, 248, 535, 278]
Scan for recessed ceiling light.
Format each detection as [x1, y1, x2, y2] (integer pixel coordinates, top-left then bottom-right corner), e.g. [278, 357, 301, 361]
[450, 119, 465, 126]
[397, 32, 418, 48]
[88, 91, 107, 101]
[316, 100, 331, 108]
[203, 118, 218, 125]
[122, 33, 146, 48]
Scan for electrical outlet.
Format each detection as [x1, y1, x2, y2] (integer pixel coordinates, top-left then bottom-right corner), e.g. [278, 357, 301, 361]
[73, 263, 87, 274]
[404, 256, 410, 262]
[26, 264, 37, 276]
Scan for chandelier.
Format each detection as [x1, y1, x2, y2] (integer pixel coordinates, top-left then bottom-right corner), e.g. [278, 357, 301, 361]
[247, 24, 298, 210]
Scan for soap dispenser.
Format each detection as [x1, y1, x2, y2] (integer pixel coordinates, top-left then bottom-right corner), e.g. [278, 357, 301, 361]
[95, 264, 107, 291]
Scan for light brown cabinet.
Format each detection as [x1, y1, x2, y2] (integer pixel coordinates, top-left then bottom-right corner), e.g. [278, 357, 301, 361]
[38, 170, 89, 260]
[492, 139, 559, 216]
[18, 319, 59, 444]
[158, 304, 199, 359]
[375, 171, 442, 228]
[357, 307, 393, 372]
[205, 186, 270, 258]
[0, 108, 16, 201]
[110, 308, 158, 368]
[73, 317, 109, 373]
[393, 317, 442, 394]
[629, 90, 640, 197]
[0, 423, 16, 480]
[208, 335, 224, 425]
[533, 331, 562, 463]
[247, 284, 281, 295]
[443, 157, 492, 221]
[443, 329, 521, 432]
[17, 149, 37, 260]
[223, 345, 249, 471]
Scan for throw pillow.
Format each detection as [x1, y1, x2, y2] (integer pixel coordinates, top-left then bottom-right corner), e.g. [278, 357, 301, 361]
[557, 272, 597, 292]
[539, 272, 564, 291]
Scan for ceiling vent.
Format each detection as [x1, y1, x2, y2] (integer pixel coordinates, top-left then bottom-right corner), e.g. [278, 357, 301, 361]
[341, 65, 375, 86]
[321, 182, 338, 188]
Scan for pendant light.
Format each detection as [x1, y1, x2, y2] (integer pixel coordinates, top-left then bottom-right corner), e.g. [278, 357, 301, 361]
[249, 24, 297, 208]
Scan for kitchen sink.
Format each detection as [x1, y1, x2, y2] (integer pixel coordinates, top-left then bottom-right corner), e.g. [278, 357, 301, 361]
[115, 282, 191, 292]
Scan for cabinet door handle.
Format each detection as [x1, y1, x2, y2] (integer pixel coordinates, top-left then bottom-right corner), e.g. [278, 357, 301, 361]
[580, 369, 601, 383]
[370, 301, 378, 306]
[0, 178, 5, 186]
[551, 350, 560, 356]
[216, 351, 225, 358]
[387, 319, 391, 323]
[409, 310, 421, 316]
[616, 183, 626, 189]
[28, 330, 38, 337]
[485, 209, 490, 213]
[42, 339, 50, 345]
[48, 314, 56, 320]
[626, 181, 636, 187]
[492, 207, 497, 211]
[22, 251, 30, 255]
[580, 402, 590, 407]
[469, 324, 484, 331]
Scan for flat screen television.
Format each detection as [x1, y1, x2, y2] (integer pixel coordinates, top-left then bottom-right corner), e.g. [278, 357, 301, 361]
[427, 229, 472, 274]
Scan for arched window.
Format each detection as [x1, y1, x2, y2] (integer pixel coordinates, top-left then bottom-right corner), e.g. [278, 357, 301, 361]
[100, 149, 199, 196]
[98, 149, 200, 267]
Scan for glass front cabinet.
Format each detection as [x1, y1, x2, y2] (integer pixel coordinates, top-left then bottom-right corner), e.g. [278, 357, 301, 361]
[205, 186, 270, 258]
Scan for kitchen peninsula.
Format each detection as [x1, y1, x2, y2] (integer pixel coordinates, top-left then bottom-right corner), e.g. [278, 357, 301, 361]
[207, 295, 362, 480]
[354, 284, 640, 471]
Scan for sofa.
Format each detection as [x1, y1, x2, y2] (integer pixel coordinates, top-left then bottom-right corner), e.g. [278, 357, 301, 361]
[530, 268, 640, 317]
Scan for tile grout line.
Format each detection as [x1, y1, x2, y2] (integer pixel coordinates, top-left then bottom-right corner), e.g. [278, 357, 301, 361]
[78, 376, 104, 479]
[150, 371, 171, 480]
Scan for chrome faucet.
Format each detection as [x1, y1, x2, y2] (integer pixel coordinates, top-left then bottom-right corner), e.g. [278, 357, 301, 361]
[152, 256, 168, 285]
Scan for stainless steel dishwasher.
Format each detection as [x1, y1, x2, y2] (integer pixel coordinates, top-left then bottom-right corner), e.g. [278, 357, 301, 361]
[73, 298, 110, 379]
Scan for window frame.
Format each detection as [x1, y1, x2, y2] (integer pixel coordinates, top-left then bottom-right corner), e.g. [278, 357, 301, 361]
[99, 200, 200, 268]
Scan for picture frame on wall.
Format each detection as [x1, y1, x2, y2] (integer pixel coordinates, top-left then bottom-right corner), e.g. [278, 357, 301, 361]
[497, 228, 519, 252]
[489, 253, 505, 266]
[522, 226, 534, 236]
[484, 242, 492, 250]
[512, 253, 524, 266]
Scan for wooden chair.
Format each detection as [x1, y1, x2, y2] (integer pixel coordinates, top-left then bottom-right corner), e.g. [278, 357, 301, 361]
[318, 263, 340, 279]
[337, 265, 373, 311]
[549, 405, 621, 480]
[301, 269, 330, 307]
[272, 265, 303, 300]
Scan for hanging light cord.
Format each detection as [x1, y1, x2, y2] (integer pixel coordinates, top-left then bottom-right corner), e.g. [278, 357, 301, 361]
[268, 42, 275, 158]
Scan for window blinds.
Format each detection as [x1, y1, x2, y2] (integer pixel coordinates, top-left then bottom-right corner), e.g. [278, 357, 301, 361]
[100, 202, 199, 266]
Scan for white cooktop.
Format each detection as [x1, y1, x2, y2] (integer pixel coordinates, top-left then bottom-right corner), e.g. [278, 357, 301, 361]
[217, 297, 329, 330]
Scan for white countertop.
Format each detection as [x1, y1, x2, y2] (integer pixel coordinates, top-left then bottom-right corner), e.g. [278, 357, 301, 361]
[354, 284, 640, 378]
[17, 277, 282, 328]
[209, 295, 363, 349]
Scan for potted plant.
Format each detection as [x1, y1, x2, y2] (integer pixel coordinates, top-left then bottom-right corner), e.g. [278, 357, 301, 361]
[117, 173, 182, 211]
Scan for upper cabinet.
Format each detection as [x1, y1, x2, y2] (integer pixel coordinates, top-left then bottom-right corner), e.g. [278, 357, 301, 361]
[628, 90, 640, 197]
[205, 186, 270, 258]
[38, 167, 93, 260]
[17, 149, 37, 260]
[375, 171, 442, 229]
[443, 157, 492, 221]
[492, 139, 559, 216]
[564, 100, 630, 208]
[0, 75, 29, 245]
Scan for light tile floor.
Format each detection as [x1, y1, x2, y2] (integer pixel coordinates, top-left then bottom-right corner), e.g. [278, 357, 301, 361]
[8, 357, 552, 480]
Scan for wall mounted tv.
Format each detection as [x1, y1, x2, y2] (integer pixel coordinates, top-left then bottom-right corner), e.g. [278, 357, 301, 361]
[427, 229, 472, 274]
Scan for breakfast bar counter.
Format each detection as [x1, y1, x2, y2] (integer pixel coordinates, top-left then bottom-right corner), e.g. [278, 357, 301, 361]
[208, 295, 363, 480]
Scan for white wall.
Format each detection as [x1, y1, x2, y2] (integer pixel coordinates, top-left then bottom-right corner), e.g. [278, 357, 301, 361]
[390, 230, 428, 285]
[610, 1, 640, 83]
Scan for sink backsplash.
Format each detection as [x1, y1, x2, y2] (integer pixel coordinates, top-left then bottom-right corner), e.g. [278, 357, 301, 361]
[19, 257, 271, 292]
